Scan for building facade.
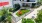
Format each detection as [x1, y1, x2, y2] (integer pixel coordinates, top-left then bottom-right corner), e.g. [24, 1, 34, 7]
[0, 0, 38, 8]
[13, 0, 37, 8]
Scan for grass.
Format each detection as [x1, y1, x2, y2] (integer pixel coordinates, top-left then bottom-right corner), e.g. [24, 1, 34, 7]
[16, 9, 30, 17]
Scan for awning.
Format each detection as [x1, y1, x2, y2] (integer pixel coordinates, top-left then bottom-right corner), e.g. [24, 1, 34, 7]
[0, 2, 9, 6]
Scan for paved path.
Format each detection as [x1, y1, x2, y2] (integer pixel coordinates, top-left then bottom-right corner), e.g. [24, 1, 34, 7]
[17, 6, 42, 23]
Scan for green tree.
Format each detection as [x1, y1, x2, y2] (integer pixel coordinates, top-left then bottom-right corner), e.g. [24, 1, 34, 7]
[35, 9, 42, 23]
[38, 0, 42, 5]
[0, 7, 12, 23]
[14, 4, 20, 11]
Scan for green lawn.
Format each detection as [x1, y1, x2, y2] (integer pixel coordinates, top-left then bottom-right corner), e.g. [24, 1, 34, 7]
[16, 9, 30, 17]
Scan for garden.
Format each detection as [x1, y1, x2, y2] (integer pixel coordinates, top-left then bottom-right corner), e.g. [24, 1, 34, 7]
[16, 9, 30, 17]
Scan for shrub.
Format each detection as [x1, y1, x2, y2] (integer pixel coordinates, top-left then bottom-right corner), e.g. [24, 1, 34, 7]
[14, 4, 20, 11]
[0, 7, 12, 23]
[9, 8, 14, 12]
[16, 9, 30, 17]
[18, 10, 22, 15]
[38, 0, 42, 5]
[35, 9, 42, 23]
[22, 18, 34, 23]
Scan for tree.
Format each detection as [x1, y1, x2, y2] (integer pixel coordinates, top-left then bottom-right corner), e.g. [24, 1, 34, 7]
[35, 9, 42, 23]
[0, 7, 12, 23]
[38, 0, 42, 5]
[14, 3, 20, 11]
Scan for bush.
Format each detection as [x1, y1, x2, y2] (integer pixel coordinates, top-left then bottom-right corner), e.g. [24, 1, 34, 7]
[0, 7, 12, 23]
[7, 16, 11, 23]
[39, 0, 42, 5]
[18, 10, 22, 15]
[22, 18, 34, 23]
[14, 4, 20, 11]
[35, 9, 42, 23]
[9, 8, 14, 12]
[0, 9, 6, 22]
[16, 9, 30, 17]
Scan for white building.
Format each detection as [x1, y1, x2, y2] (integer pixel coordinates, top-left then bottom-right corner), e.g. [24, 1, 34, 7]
[13, 0, 38, 8]
[0, 0, 38, 8]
